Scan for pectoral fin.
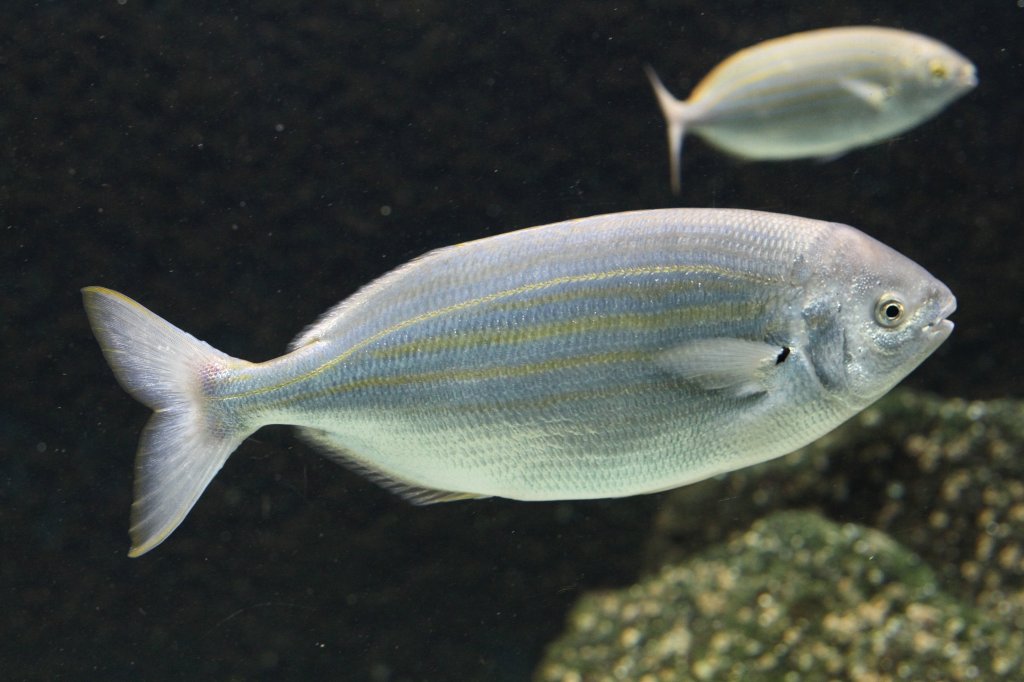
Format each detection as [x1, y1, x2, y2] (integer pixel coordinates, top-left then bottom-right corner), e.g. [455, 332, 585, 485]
[841, 79, 891, 110]
[655, 338, 787, 397]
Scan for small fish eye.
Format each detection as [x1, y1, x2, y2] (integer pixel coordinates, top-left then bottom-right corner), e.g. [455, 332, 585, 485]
[928, 59, 949, 81]
[875, 296, 906, 327]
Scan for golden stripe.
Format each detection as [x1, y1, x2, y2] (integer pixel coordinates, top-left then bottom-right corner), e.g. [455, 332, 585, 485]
[217, 262, 779, 401]
[692, 29, 903, 102]
[358, 375, 680, 423]
[694, 39, 901, 108]
[699, 64, 895, 113]
[262, 349, 652, 410]
[371, 300, 765, 360]
[481, 277, 748, 313]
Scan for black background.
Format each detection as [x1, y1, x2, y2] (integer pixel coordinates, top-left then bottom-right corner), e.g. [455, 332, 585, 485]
[2, 1, 1021, 679]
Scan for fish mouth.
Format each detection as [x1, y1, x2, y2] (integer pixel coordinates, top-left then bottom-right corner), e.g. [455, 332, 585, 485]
[924, 296, 957, 338]
[927, 318, 954, 337]
[960, 66, 978, 89]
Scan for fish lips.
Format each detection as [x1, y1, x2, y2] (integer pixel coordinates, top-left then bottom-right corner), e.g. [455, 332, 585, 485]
[924, 295, 957, 341]
[960, 66, 979, 90]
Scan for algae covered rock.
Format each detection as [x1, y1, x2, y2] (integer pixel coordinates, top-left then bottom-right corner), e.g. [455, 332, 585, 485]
[645, 390, 1024, 624]
[537, 511, 1021, 681]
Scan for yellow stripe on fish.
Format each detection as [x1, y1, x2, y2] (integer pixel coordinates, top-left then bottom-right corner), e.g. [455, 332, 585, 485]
[219, 261, 782, 400]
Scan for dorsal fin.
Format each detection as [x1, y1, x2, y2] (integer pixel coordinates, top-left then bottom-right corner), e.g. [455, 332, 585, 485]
[288, 249, 444, 351]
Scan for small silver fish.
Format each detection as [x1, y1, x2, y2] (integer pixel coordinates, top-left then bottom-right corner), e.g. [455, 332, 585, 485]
[83, 208, 955, 556]
[646, 26, 977, 192]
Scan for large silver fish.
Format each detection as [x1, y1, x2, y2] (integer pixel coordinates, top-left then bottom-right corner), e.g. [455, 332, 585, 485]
[646, 26, 977, 192]
[83, 208, 955, 556]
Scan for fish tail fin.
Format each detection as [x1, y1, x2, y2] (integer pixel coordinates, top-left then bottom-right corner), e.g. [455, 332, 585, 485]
[82, 286, 255, 557]
[644, 64, 691, 195]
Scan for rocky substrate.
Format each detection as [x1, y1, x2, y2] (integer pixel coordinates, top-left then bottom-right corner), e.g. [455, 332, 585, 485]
[538, 390, 1024, 680]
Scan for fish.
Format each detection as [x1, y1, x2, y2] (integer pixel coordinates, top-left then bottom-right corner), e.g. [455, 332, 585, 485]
[645, 26, 977, 193]
[82, 208, 956, 556]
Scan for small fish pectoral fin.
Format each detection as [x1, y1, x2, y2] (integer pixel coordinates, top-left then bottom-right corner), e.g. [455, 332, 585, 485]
[840, 78, 891, 111]
[298, 427, 489, 505]
[654, 338, 785, 397]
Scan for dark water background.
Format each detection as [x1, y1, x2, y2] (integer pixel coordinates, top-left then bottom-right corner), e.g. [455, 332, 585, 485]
[2, 1, 1021, 679]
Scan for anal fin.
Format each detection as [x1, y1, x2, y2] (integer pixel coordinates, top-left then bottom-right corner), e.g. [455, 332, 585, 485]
[298, 427, 489, 505]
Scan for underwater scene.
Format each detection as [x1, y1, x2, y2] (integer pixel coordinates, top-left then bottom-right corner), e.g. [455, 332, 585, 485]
[2, 1, 1022, 680]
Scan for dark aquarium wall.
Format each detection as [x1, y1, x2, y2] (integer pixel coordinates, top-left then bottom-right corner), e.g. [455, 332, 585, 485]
[2, 1, 1021, 680]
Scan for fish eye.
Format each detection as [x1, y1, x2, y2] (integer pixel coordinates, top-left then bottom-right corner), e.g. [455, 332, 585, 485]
[874, 295, 906, 328]
[928, 59, 949, 81]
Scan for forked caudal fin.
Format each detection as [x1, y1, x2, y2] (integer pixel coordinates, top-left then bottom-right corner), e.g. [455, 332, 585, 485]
[82, 287, 254, 557]
[644, 65, 692, 195]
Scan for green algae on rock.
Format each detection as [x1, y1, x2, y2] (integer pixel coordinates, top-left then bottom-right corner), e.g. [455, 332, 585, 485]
[537, 511, 1021, 681]
[643, 389, 1024, 630]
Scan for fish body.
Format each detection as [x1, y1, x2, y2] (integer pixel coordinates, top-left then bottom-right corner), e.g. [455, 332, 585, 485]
[83, 209, 955, 556]
[646, 26, 977, 192]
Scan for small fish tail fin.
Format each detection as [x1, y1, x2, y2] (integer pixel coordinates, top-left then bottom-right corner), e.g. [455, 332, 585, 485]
[644, 64, 691, 194]
[82, 286, 255, 557]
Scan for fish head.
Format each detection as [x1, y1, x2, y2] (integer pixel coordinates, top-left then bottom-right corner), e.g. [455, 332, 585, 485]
[804, 223, 955, 406]
[907, 38, 977, 97]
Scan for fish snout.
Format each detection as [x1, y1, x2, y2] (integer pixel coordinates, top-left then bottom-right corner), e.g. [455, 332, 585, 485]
[924, 292, 957, 339]
[958, 63, 978, 89]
